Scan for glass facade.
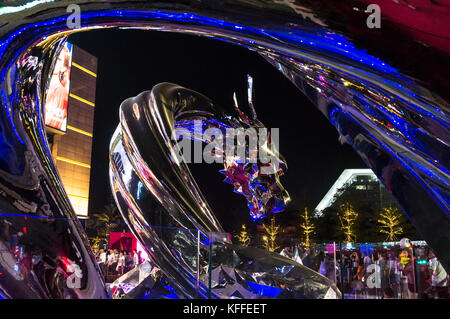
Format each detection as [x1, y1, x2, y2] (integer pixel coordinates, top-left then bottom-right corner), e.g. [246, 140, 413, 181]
[46, 44, 98, 217]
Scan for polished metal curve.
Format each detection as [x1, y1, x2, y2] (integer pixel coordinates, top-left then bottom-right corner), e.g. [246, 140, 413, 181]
[0, 0, 448, 298]
[109, 82, 339, 298]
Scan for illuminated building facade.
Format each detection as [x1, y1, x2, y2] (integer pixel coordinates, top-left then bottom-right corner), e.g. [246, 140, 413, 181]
[314, 169, 396, 217]
[46, 44, 97, 218]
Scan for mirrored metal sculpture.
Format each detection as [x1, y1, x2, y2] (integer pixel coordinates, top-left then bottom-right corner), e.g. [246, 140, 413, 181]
[109, 82, 340, 298]
[108, 260, 158, 298]
[0, 0, 448, 298]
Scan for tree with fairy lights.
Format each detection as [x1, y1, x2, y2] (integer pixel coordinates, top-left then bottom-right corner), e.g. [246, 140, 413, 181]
[378, 206, 404, 241]
[300, 207, 315, 249]
[236, 224, 251, 246]
[338, 203, 358, 242]
[262, 217, 280, 252]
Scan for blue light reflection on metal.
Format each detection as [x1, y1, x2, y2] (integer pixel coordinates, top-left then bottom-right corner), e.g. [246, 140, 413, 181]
[0, 0, 448, 298]
[246, 281, 283, 297]
[329, 107, 448, 215]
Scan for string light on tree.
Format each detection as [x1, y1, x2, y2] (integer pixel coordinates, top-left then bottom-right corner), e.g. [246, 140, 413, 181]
[299, 207, 315, 249]
[236, 224, 251, 246]
[262, 217, 280, 252]
[378, 206, 404, 241]
[338, 202, 358, 243]
[262, 235, 269, 250]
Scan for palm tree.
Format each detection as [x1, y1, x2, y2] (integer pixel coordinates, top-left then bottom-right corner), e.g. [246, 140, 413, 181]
[91, 203, 122, 241]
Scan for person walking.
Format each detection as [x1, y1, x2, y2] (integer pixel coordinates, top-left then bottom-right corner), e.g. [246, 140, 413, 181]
[428, 250, 449, 299]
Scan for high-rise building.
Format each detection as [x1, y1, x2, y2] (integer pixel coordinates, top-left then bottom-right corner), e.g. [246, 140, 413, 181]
[313, 168, 421, 242]
[314, 169, 395, 217]
[45, 42, 97, 218]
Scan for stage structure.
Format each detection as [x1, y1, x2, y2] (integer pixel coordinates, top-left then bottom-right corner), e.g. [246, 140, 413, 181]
[0, 1, 448, 298]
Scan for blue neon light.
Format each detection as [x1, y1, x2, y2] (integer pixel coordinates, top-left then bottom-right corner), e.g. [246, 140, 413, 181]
[246, 281, 283, 297]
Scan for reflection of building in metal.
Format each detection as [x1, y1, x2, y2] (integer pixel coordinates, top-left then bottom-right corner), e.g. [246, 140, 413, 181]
[314, 169, 396, 217]
[46, 44, 97, 218]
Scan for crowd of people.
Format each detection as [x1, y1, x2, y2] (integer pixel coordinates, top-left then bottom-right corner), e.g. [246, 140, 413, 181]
[316, 246, 449, 299]
[95, 249, 143, 282]
[93, 242, 448, 298]
[279, 242, 448, 299]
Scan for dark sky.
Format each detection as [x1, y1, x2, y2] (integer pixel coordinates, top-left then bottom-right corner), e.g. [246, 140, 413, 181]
[68, 29, 366, 231]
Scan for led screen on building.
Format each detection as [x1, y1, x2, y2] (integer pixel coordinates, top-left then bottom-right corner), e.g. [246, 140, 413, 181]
[44, 42, 73, 132]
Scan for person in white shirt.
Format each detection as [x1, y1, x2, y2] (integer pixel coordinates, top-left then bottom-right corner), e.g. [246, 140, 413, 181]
[98, 249, 106, 263]
[116, 251, 126, 275]
[98, 249, 107, 275]
[133, 249, 139, 268]
[106, 249, 114, 275]
[111, 249, 119, 275]
[428, 250, 449, 299]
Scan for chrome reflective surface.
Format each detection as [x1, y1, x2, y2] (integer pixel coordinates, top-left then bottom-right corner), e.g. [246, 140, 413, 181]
[0, 1, 448, 298]
[0, 37, 107, 298]
[110, 83, 339, 298]
[108, 260, 157, 298]
[207, 242, 339, 299]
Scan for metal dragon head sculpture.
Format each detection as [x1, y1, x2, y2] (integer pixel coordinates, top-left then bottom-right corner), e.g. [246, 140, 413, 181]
[172, 76, 290, 220]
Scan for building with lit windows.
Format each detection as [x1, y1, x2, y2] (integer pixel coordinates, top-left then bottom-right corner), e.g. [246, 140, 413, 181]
[314, 169, 395, 217]
[45, 43, 97, 218]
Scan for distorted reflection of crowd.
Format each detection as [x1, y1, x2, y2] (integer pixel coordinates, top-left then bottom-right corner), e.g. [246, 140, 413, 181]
[280, 242, 448, 299]
[95, 248, 143, 282]
[325, 247, 448, 299]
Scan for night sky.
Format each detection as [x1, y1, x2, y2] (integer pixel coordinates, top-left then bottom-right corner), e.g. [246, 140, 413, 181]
[68, 29, 367, 231]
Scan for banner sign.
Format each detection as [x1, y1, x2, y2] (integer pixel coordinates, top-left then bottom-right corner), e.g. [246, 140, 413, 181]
[44, 42, 73, 132]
